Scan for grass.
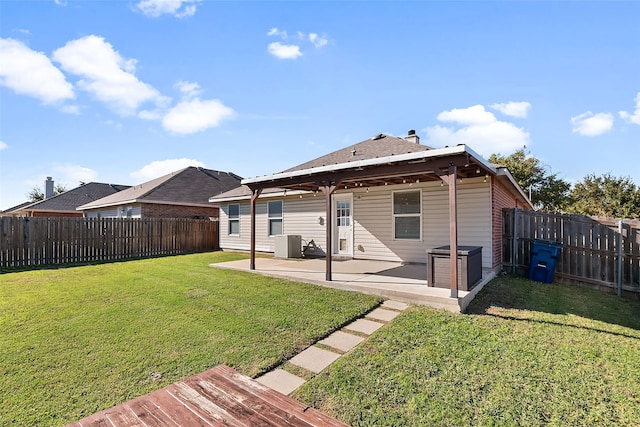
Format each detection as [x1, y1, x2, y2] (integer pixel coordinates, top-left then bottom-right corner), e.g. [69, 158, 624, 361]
[0, 252, 381, 426]
[294, 275, 640, 426]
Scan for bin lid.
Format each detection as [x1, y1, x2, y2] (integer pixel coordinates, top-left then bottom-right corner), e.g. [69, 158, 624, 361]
[429, 245, 482, 256]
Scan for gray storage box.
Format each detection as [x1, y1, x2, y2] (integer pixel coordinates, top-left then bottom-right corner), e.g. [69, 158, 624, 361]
[274, 235, 302, 258]
[427, 245, 482, 291]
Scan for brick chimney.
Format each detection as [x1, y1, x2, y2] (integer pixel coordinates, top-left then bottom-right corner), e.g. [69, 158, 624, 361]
[45, 177, 54, 199]
[404, 129, 420, 144]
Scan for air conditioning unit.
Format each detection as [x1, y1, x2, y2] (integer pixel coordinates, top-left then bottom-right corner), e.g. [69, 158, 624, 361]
[274, 235, 302, 258]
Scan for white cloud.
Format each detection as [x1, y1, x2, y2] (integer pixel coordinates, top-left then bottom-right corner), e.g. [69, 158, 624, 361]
[0, 38, 74, 104]
[162, 98, 235, 135]
[571, 111, 614, 136]
[309, 33, 328, 48]
[131, 158, 205, 182]
[53, 164, 98, 184]
[424, 104, 530, 155]
[175, 80, 201, 99]
[490, 101, 531, 118]
[268, 42, 302, 60]
[54, 0, 67, 6]
[52, 35, 167, 116]
[437, 104, 497, 126]
[267, 27, 287, 39]
[619, 92, 640, 125]
[135, 0, 201, 18]
[0, 140, 7, 150]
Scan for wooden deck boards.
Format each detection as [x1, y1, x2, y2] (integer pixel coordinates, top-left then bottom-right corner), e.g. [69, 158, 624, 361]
[65, 365, 349, 427]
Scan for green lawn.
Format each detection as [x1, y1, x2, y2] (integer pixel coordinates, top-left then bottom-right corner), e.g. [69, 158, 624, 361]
[294, 275, 640, 427]
[0, 252, 381, 427]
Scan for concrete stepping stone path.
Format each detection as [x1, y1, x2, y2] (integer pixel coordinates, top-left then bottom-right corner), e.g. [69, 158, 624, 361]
[255, 300, 409, 396]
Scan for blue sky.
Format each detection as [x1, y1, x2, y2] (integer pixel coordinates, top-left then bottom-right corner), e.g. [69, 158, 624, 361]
[1, 1, 639, 210]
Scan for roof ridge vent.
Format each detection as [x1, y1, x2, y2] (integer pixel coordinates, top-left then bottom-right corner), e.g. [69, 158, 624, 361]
[371, 133, 385, 140]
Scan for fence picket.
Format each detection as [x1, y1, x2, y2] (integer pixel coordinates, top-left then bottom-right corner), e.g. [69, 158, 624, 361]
[0, 217, 218, 269]
[503, 209, 640, 295]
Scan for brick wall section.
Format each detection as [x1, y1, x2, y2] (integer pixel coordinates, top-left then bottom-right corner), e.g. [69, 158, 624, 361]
[141, 203, 219, 219]
[491, 178, 521, 268]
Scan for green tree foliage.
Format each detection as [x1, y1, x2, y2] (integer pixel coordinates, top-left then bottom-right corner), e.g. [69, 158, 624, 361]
[26, 184, 68, 202]
[488, 147, 571, 211]
[566, 173, 640, 219]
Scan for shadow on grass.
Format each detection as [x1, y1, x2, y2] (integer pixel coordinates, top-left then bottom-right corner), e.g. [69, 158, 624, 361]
[466, 274, 640, 332]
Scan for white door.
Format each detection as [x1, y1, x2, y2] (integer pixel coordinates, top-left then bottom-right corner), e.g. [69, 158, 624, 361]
[333, 194, 353, 256]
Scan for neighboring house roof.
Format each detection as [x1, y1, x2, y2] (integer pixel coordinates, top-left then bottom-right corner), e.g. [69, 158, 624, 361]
[2, 201, 33, 214]
[79, 167, 242, 210]
[4, 182, 131, 215]
[283, 134, 431, 172]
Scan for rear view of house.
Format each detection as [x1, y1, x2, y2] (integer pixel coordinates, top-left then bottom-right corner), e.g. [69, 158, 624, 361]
[79, 167, 242, 219]
[210, 130, 531, 280]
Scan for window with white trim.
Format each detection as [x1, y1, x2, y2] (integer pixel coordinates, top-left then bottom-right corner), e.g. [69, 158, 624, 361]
[228, 204, 240, 235]
[393, 190, 421, 240]
[268, 200, 283, 236]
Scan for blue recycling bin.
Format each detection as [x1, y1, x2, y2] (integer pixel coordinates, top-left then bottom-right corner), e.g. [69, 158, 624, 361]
[528, 241, 562, 283]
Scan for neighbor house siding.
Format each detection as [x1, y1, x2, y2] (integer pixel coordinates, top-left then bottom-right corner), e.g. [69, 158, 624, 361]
[352, 178, 492, 267]
[83, 207, 121, 218]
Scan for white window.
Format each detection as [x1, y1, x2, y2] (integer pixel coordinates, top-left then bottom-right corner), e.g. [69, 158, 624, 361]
[228, 204, 240, 235]
[393, 190, 421, 240]
[268, 200, 283, 236]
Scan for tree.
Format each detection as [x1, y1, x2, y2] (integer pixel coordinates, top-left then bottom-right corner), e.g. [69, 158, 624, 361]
[566, 173, 640, 219]
[26, 184, 68, 202]
[488, 147, 571, 211]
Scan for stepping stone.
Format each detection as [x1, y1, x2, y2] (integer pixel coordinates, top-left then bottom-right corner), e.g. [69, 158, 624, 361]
[318, 331, 364, 352]
[343, 318, 384, 335]
[289, 346, 341, 374]
[256, 369, 306, 395]
[367, 307, 400, 322]
[382, 300, 409, 311]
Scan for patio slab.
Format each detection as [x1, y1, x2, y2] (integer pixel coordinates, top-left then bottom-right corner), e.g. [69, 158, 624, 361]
[343, 318, 385, 335]
[289, 346, 341, 373]
[366, 307, 401, 322]
[256, 369, 306, 395]
[318, 330, 365, 352]
[210, 257, 497, 313]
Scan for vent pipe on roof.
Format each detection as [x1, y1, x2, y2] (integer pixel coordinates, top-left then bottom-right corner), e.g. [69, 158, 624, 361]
[405, 129, 420, 144]
[45, 177, 54, 199]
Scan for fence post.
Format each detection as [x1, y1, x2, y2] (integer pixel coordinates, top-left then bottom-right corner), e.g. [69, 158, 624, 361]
[617, 219, 623, 297]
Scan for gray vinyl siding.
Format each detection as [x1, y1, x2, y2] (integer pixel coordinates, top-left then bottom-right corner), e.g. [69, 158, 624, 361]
[219, 178, 492, 267]
[219, 195, 327, 253]
[352, 178, 492, 267]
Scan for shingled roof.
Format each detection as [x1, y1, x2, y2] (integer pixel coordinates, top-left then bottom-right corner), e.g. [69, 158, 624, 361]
[283, 133, 432, 172]
[79, 167, 242, 210]
[4, 182, 130, 215]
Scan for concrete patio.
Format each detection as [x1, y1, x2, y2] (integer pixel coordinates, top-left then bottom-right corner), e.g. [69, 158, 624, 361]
[211, 257, 496, 312]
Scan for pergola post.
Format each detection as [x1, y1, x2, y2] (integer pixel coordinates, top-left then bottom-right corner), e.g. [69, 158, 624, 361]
[436, 164, 459, 299]
[447, 164, 459, 299]
[319, 183, 337, 281]
[249, 188, 262, 270]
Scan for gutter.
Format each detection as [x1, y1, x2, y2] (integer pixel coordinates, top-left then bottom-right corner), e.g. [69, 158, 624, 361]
[241, 145, 497, 185]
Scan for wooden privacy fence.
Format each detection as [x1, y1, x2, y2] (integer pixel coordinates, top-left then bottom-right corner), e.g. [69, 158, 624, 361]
[503, 209, 640, 295]
[0, 217, 219, 269]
